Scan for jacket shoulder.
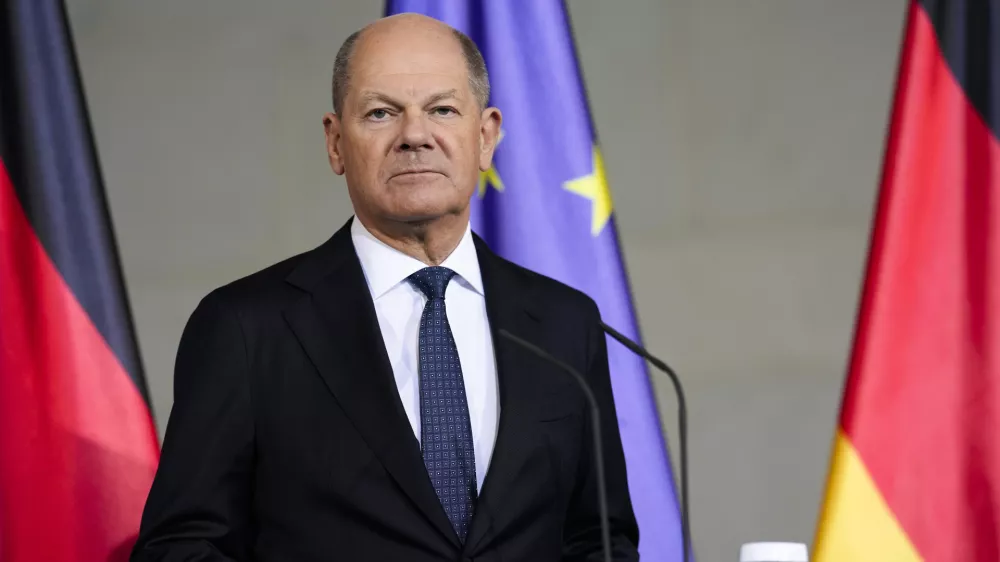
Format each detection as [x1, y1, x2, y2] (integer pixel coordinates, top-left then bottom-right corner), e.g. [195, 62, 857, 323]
[487, 250, 601, 322]
[209, 250, 308, 304]
[190, 236, 334, 320]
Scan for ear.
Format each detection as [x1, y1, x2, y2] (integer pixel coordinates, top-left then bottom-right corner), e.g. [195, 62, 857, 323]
[478, 107, 503, 172]
[323, 112, 346, 175]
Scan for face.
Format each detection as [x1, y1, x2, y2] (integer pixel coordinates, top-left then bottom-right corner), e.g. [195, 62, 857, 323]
[323, 19, 502, 228]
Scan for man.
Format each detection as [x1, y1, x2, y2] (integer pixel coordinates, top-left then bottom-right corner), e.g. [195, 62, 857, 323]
[132, 13, 639, 562]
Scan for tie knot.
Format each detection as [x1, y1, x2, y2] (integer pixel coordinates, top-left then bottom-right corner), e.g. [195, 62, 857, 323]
[408, 266, 456, 300]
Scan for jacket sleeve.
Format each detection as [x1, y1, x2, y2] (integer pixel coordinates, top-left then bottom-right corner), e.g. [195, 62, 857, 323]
[131, 290, 255, 562]
[561, 299, 640, 561]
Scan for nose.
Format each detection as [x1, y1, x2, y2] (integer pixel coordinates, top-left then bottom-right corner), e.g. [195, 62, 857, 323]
[396, 109, 434, 152]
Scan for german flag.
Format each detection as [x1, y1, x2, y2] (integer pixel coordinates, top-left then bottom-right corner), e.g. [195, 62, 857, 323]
[0, 1, 160, 560]
[814, 0, 1000, 560]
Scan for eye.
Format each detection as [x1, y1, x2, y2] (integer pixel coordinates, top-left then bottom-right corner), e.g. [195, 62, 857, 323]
[366, 108, 391, 120]
[432, 106, 457, 116]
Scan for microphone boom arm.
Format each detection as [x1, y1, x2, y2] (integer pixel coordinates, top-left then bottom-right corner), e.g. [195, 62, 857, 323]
[600, 321, 691, 562]
[497, 329, 613, 562]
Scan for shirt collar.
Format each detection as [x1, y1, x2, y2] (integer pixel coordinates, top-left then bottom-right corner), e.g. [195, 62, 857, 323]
[350, 216, 484, 300]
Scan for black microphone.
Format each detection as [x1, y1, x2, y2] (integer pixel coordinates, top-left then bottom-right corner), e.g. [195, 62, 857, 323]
[497, 329, 612, 562]
[600, 321, 691, 562]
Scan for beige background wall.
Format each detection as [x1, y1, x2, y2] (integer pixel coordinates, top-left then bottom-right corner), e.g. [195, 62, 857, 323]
[66, 0, 908, 559]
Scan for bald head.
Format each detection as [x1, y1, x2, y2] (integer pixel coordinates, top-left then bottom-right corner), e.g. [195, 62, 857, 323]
[321, 12, 502, 237]
[331, 13, 490, 115]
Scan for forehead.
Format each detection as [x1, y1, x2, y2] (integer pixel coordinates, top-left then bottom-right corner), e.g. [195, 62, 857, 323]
[349, 27, 470, 96]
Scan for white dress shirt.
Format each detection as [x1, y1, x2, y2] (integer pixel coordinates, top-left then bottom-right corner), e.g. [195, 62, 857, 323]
[350, 217, 499, 492]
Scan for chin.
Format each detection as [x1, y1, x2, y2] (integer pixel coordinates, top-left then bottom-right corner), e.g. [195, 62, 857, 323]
[390, 207, 457, 224]
[385, 197, 467, 223]
[387, 194, 469, 224]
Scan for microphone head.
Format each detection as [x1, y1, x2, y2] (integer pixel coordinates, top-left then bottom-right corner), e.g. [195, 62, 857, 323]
[739, 542, 808, 562]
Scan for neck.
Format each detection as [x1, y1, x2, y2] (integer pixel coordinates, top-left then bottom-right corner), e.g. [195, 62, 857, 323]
[358, 212, 468, 266]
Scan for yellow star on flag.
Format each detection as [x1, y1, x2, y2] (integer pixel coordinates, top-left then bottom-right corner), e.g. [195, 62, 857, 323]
[478, 128, 506, 198]
[563, 146, 613, 236]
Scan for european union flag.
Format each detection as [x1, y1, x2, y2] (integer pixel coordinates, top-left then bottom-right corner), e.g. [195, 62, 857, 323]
[384, 1, 685, 559]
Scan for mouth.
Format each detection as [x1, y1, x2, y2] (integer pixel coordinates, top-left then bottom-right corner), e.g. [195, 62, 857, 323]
[391, 169, 444, 178]
[389, 170, 444, 182]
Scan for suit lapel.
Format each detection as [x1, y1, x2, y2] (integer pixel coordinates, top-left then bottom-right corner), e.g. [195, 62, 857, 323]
[282, 219, 460, 548]
[465, 236, 549, 552]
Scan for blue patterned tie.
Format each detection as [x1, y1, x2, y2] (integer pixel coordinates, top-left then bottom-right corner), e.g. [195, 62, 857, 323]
[407, 266, 477, 542]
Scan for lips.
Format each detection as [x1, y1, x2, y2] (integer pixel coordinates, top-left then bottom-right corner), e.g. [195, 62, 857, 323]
[393, 169, 441, 177]
[391, 169, 444, 179]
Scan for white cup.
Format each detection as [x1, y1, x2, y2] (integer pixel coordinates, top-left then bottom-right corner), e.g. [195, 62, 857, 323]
[739, 541, 809, 562]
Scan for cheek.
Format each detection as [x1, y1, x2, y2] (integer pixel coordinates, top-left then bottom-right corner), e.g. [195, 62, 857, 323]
[344, 142, 385, 182]
[446, 131, 484, 173]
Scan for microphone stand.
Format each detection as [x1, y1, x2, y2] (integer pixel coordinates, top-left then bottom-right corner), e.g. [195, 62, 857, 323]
[601, 321, 691, 562]
[497, 329, 612, 562]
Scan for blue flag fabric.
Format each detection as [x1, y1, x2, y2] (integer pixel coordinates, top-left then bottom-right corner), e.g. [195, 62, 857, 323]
[384, 1, 685, 559]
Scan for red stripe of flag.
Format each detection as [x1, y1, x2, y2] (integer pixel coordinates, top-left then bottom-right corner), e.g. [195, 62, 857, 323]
[0, 159, 159, 561]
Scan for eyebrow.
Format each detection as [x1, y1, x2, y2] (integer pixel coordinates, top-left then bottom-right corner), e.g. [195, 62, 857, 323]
[357, 89, 461, 108]
[423, 89, 460, 106]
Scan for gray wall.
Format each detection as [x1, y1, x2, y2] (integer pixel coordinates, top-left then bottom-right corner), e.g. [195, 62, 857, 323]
[66, 0, 908, 559]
